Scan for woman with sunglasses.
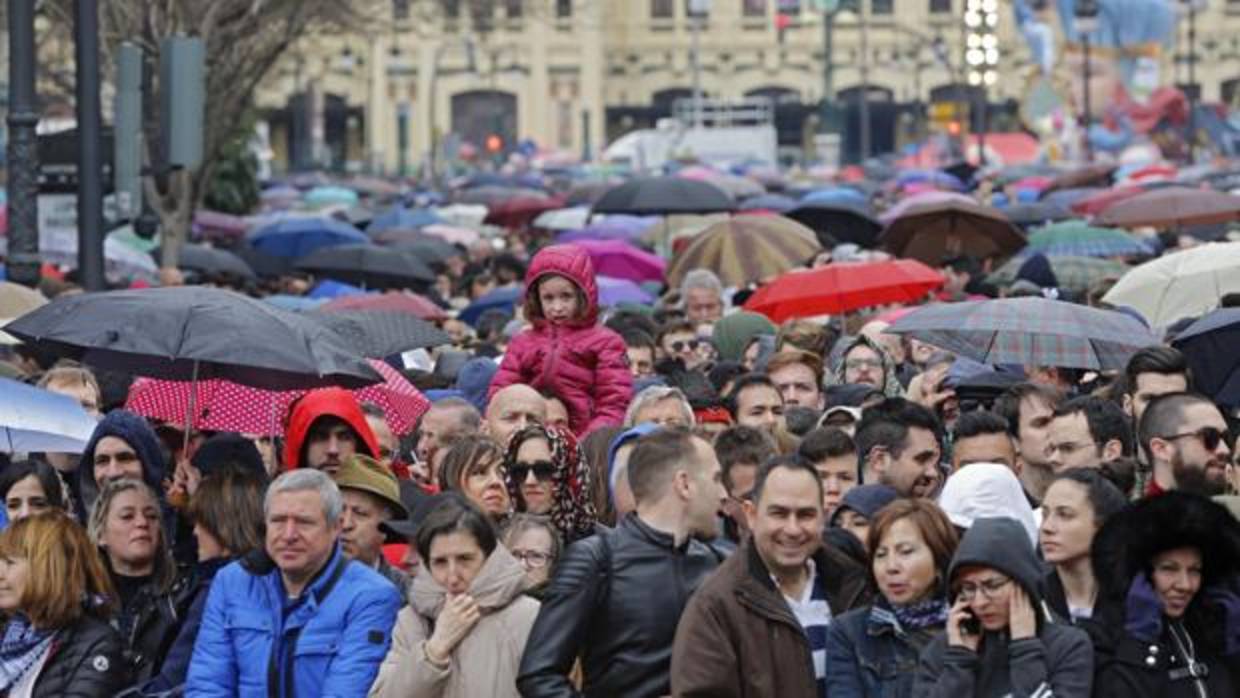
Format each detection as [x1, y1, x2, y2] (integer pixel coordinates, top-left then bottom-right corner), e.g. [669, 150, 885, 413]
[913, 517, 1093, 697]
[503, 424, 597, 544]
[1086, 492, 1240, 698]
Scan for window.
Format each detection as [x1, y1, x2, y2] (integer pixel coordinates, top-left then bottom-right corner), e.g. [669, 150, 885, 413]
[442, 0, 460, 18]
[743, 0, 767, 16]
[556, 0, 572, 18]
[777, 0, 802, 13]
[871, 0, 892, 14]
[686, 0, 711, 17]
[652, 0, 674, 17]
[930, 0, 951, 12]
[393, 0, 410, 20]
[505, 0, 522, 18]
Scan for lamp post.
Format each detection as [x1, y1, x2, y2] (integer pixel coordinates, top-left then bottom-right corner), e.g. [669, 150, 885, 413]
[1075, 0, 1099, 163]
[817, 0, 840, 134]
[1181, 0, 1199, 162]
[688, 0, 712, 128]
[426, 38, 476, 184]
[5, 0, 40, 287]
[964, 0, 999, 167]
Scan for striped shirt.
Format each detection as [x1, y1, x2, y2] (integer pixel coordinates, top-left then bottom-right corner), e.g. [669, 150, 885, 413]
[777, 559, 833, 697]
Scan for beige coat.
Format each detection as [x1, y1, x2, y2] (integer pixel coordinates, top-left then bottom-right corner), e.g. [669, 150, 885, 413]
[369, 545, 540, 698]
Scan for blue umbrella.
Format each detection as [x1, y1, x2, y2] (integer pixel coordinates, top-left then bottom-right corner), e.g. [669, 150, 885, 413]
[369, 207, 444, 234]
[263, 295, 327, 311]
[1040, 187, 1104, 210]
[1172, 308, 1240, 407]
[247, 217, 368, 258]
[738, 194, 798, 212]
[801, 187, 869, 208]
[304, 185, 359, 207]
[308, 280, 369, 300]
[597, 276, 654, 307]
[459, 285, 524, 327]
[0, 377, 98, 453]
[894, 170, 965, 191]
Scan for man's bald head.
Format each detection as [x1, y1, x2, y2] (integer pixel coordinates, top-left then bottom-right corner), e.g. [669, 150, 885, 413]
[486, 384, 547, 447]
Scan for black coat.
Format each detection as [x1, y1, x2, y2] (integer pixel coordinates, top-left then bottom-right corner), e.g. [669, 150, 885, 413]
[1085, 607, 1236, 698]
[516, 513, 723, 698]
[31, 615, 129, 697]
[111, 570, 194, 683]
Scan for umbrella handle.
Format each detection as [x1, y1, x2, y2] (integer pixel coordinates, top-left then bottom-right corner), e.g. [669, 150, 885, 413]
[182, 360, 200, 458]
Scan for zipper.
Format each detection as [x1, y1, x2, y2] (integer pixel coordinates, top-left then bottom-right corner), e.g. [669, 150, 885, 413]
[538, 325, 562, 388]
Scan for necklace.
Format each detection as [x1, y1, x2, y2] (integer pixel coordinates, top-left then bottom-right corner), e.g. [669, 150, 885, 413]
[1166, 620, 1209, 698]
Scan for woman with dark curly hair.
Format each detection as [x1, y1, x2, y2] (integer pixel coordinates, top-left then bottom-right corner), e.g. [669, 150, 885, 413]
[503, 424, 596, 544]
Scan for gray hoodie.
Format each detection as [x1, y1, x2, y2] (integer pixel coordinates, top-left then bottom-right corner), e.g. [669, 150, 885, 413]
[913, 517, 1094, 698]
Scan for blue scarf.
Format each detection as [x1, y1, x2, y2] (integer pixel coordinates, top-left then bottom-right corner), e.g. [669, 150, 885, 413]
[878, 595, 950, 631]
[0, 615, 55, 691]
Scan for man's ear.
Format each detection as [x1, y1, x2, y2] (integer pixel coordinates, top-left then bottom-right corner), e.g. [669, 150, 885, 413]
[673, 469, 693, 500]
[742, 498, 758, 531]
[862, 447, 887, 484]
[1147, 437, 1173, 466]
[1121, 393, 1133, 418]
[1101, 438, 1123, 463]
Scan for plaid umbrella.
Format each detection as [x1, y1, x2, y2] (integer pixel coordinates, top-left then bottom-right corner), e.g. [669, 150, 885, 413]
[666, 216, 821, 288]
[743, 259, 944, 322]
[1102, 242, 1240, 329]
[125, 359, 429, 437]
[879, 200, 1026, 265]
[320, 292, 447, 321]
[1023, 220, 1154, 259]
[987, 255, 1129, 295]
[887, 297, 1157, 370]
[1094, 186, 1240, 229]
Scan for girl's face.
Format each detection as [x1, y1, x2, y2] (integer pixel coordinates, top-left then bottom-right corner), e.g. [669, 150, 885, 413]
[1039, 480, 1097, 565]
[5, 475, 52, 522]
[538, 275, 582, 325]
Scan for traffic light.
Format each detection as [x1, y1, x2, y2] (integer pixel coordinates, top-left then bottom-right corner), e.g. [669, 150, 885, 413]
[486, 134, 503, 153]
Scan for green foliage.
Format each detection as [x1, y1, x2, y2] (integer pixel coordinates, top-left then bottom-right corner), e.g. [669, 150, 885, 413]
[204, 126, 260, 214]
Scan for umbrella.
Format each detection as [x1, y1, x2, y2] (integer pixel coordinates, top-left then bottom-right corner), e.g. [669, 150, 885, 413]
[801, 188, 869, 208]
[1094, 186, 1240, 229]
[455, 186, 543, 206]
[568, 240, 666, 284]
[739, 194, 798, 212]
[597, 276, 656, 307]
[24, 233, 158, 284]
[1022, 220, 1154, 259]
[1044, 164, 1115, 192]
[1171, 308, 1240, 407]
[485, 195, 564, 229]
[247, 216, 368, 258]
[565, 180, 618, 206]
[307, 309, 450, 357]
[303, 185, 359, 208]
[192, 209, 250, 241]
[387, 237, 462, 267]
[126, 359, 429, 437]
[161, 243, 255, 280]
[555, 215, 658, 243]
[320, 292, 447, 321]
[987, 255, 1129, 295]
[592, 176, 734, 215]
[263, 295, 327, 312]
[886, 297, 1158, 370]
[368, 207, 444, 233]
[0, 377, 98, 453]
[743, 260, 944, 322]
[421, 224, 481, 246]
[434, 203, 489, 227]
[894, 170, 965, 191]
[878, 190, 975, 224]
[785, 202, 883, 248]
[1002, 202, 1073, 229]
[231, 245, 293, 278]
[3, 286, 382, 389]
[295, 243, 435, 289]
[1070, 186, 1146, 217]
[534, 206, 592, 230]
[1039, 187, 1104, 210]
[307, 280, 368, 300]
[0, 281, 47, 321]
[1102, 242, 1240, 328]
[879, 200, 1026, 265]
[665, 216, 821, 288]
[459, 285, 524, 327]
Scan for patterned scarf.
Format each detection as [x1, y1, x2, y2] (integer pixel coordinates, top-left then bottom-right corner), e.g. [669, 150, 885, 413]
[0, 614, 55, 691]
[505, 424, 597, 544]
[877, 595, 950, 632]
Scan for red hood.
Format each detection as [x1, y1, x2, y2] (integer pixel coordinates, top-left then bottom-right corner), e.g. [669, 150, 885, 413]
[523, 244, 599, 329]
[283, 387, 380, 470]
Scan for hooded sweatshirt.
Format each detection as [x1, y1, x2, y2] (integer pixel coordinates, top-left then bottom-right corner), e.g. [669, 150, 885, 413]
[282, 387, 380, 470]
[487, 244, 632, 436]
[76, 410, 167, 521]
[913, 517, 1094, 698]
[829, 334, 904, 397]
[937, 463, 1039, 546]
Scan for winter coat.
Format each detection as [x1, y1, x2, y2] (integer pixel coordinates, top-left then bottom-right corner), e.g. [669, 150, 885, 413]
[136, 556, 232, 696]
[25, 615, 129, 697]
[670, 537, 871, 698]
[184, 544, 401, 698]
[76, 409, 167, 522]
[516, 513, 723, 698]
[110, 567, 195, 684]
[913, 517, 1094, 698]
[824, 603, 942, 698]
[369, 545, 539, 698]
[282, 387, 380, 470]
[488, 244, 632, 436]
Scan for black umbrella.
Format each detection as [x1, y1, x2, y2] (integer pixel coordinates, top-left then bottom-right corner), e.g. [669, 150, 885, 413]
[295, 244, 436, 289]
[231, 245, 294, 278]
[2, 286, 381, 389]
[336, 205, 376, 230]
[591, 176, 735, 215]
[385, 237, 462, 267]
[307, 309, 450, 358]
[1171, 308, 1240, 408]
[784, 202, 882, 248]
[157, 243, 256, 280]
[1002, 202, 1073, 230]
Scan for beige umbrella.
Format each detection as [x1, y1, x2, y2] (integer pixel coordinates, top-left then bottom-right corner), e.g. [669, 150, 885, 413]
[0, 282, 48, 345]
[666, 216, 822, 288]
[1102, 241, 1240, 328]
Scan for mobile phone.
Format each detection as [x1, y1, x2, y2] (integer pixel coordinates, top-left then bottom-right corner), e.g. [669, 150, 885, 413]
[960, 609, 981, 636]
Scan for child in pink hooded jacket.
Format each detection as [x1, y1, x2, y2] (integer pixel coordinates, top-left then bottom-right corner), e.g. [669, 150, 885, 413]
[487, 244, 633, 436]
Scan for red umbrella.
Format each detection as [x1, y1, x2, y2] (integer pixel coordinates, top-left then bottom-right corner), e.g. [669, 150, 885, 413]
[320, 292, 447, 321]
[1071, 186, 1145, 216]
[484, 195, 564, 229]
[744, 260, 944, 322]
[125, 360, 429, 437]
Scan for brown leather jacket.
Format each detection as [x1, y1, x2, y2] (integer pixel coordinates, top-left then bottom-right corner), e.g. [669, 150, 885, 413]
[670, 537, 872, 698]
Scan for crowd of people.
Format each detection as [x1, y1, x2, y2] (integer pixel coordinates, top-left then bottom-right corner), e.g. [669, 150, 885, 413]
[1, 223, 1240, 698]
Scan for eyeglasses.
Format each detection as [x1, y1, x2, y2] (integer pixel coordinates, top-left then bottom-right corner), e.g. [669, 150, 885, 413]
[509, 460, 556, 482]
[956, 577, 1011, 602]
[511, 549, 554, 568]
[1160, 426, 1234, 452]
[844, 358, 882, 370]
[670, 339, 700, 353]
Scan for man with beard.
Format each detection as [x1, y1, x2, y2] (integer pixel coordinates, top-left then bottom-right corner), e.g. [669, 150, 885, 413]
[1139, 392, 1232, 497]
[854, 398, 943, 498]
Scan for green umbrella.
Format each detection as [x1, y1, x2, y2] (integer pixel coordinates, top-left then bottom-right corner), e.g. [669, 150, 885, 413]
[1025, 220, 1154, 258]
[988, 255, 1129, 295]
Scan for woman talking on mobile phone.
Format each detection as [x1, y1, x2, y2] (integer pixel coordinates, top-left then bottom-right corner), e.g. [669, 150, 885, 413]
[913, 517, 1094, 698]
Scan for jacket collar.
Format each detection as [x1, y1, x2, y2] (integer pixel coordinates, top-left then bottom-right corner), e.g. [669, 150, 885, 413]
[625, 513, 687, 551]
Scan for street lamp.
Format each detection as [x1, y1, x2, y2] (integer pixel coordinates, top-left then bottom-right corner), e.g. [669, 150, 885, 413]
[1179, 0, 1202, 162]
[427, 38, 477, 184]
[1075, 0, 1099, 163]
[964, 0, 998, 166]
[688, 0, 712, 128]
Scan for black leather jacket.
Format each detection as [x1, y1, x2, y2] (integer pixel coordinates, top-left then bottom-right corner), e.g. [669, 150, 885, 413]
[517, 513, 723, 698]
[32, 615, 129, 697]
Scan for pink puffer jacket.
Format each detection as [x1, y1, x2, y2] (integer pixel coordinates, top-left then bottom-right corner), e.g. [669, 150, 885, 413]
[487, 244, 632, 436]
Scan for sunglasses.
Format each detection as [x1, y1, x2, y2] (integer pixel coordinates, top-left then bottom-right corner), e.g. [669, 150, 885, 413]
[1161, 426, 1235, 452]
[509, 460, 556, 482]
[670, 339, 701, 353]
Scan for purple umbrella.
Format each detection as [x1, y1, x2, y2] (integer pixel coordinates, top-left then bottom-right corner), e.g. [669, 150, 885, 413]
[597, 276, 655, 307]
[555, 215, 658, 243]
[878, 191, 975, 224]
[193, 210, 251, 241]
[568, 240, 666, 284]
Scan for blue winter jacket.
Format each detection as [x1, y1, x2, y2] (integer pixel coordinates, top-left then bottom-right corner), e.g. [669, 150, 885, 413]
[184, 544, 401, 698]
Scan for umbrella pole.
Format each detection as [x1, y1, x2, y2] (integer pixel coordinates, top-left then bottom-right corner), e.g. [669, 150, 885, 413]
[182, 360, 200, 457]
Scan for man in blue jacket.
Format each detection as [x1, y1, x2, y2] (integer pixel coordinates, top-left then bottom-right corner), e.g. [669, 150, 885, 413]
[186, 469, 401, 697]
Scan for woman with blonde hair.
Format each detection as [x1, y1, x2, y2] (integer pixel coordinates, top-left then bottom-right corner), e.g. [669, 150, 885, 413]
[0, 511, 127, 695]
